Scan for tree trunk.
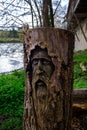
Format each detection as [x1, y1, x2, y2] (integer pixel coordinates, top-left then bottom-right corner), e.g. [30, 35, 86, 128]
[23, 27, 74, 130]
[42, 0, 49, 27]
[42, 0, 54, 27]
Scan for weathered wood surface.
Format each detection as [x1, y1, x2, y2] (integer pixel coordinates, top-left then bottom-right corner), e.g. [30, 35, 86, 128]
[73, 89, 87, 110]
[23, 27, 74, 130]
[73, 89, 87, 99]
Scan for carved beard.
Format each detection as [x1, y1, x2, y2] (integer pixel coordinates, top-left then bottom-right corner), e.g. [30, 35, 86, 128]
[31, 75, 63, 130]
[32, 79, 50, 129]
[32, 74, 50, 102]
[32, 79, 49, 108]
[35, 80, 48, 101]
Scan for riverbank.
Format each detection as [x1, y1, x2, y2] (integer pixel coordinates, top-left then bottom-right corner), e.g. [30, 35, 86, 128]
[0, 38, 21, 43]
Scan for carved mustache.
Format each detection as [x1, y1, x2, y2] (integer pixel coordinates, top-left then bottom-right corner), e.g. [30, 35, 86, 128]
[35, 80, 47, 89]
[33, 69, 51, 79]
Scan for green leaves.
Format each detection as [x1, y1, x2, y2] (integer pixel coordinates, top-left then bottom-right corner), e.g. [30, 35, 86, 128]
[74, 50, 87, 89]
[0, 70, 24, 130]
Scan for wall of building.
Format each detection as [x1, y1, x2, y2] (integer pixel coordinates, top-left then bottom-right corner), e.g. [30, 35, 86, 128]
[75, 18, 87, 51]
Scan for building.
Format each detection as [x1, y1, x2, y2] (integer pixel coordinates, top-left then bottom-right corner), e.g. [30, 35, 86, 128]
[67, 0, 87, 51]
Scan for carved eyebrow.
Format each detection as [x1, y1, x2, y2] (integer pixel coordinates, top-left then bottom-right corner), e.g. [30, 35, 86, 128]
[51, 56, 58, 58]
[31, 57, 51, 62]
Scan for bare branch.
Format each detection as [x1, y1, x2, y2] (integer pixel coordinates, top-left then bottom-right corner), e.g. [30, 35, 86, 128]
[53, 0, 61, 16]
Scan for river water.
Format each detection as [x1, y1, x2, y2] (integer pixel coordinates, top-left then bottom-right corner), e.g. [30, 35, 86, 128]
[0, 43, 24, 73]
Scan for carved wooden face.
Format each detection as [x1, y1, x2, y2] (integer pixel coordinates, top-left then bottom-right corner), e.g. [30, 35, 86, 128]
[32, 51, 54, 80]
[30, 47, 55, 101]
[28, 46, 63, 129]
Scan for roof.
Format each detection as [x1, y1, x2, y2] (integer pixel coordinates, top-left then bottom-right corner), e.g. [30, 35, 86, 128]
[67, 0, 87, 29]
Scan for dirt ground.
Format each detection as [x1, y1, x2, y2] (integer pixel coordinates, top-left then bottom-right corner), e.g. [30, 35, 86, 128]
[72, 103, 87, 130]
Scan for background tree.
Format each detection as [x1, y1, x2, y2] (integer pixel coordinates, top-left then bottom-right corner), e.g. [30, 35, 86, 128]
[0, 0, 69, 29]
[42, 0, 54, 27]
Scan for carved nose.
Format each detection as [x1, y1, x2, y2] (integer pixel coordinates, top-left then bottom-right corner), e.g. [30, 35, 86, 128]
[38, 60, 42, 68]
[36, 60, 43, 74]
[36, 69, 43, 74]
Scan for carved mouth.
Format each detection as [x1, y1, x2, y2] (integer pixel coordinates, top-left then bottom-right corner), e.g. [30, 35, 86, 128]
[35, 80, 47, 90]
[35, 80, 47, 100]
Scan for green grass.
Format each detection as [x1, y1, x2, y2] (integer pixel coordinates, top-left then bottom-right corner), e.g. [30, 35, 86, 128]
[0, 37, 21, 43]
[0, 50, 87, 129]
[0, 70, 25, 130]
[74, 49, 87, 89]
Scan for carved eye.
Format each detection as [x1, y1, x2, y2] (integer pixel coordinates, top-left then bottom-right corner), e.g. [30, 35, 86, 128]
[32, 59, 38, 65]
[31, 58, 51, 66]
[42, 59, 50, 65]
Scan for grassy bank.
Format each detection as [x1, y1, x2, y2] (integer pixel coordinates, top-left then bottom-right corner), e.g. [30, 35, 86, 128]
[0, 50, 87, 130]
[74, 49, 87, 89]
[0, 70, 25, 130]
[0, 38, 21, 43]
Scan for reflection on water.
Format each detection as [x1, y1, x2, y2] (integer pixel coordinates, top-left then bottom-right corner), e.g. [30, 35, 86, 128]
[0, 43, 24, 73]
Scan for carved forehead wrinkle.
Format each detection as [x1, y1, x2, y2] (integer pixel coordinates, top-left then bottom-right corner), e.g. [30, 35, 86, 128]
[30, 45, 52, 61]
[31, 51, 52, 61]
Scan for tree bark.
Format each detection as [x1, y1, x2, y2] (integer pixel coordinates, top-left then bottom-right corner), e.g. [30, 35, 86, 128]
[42, 0, 54, 27]
[23, 27, 74, 130]
[42, 0, 49, 27]
[48, 0, 54, 27]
